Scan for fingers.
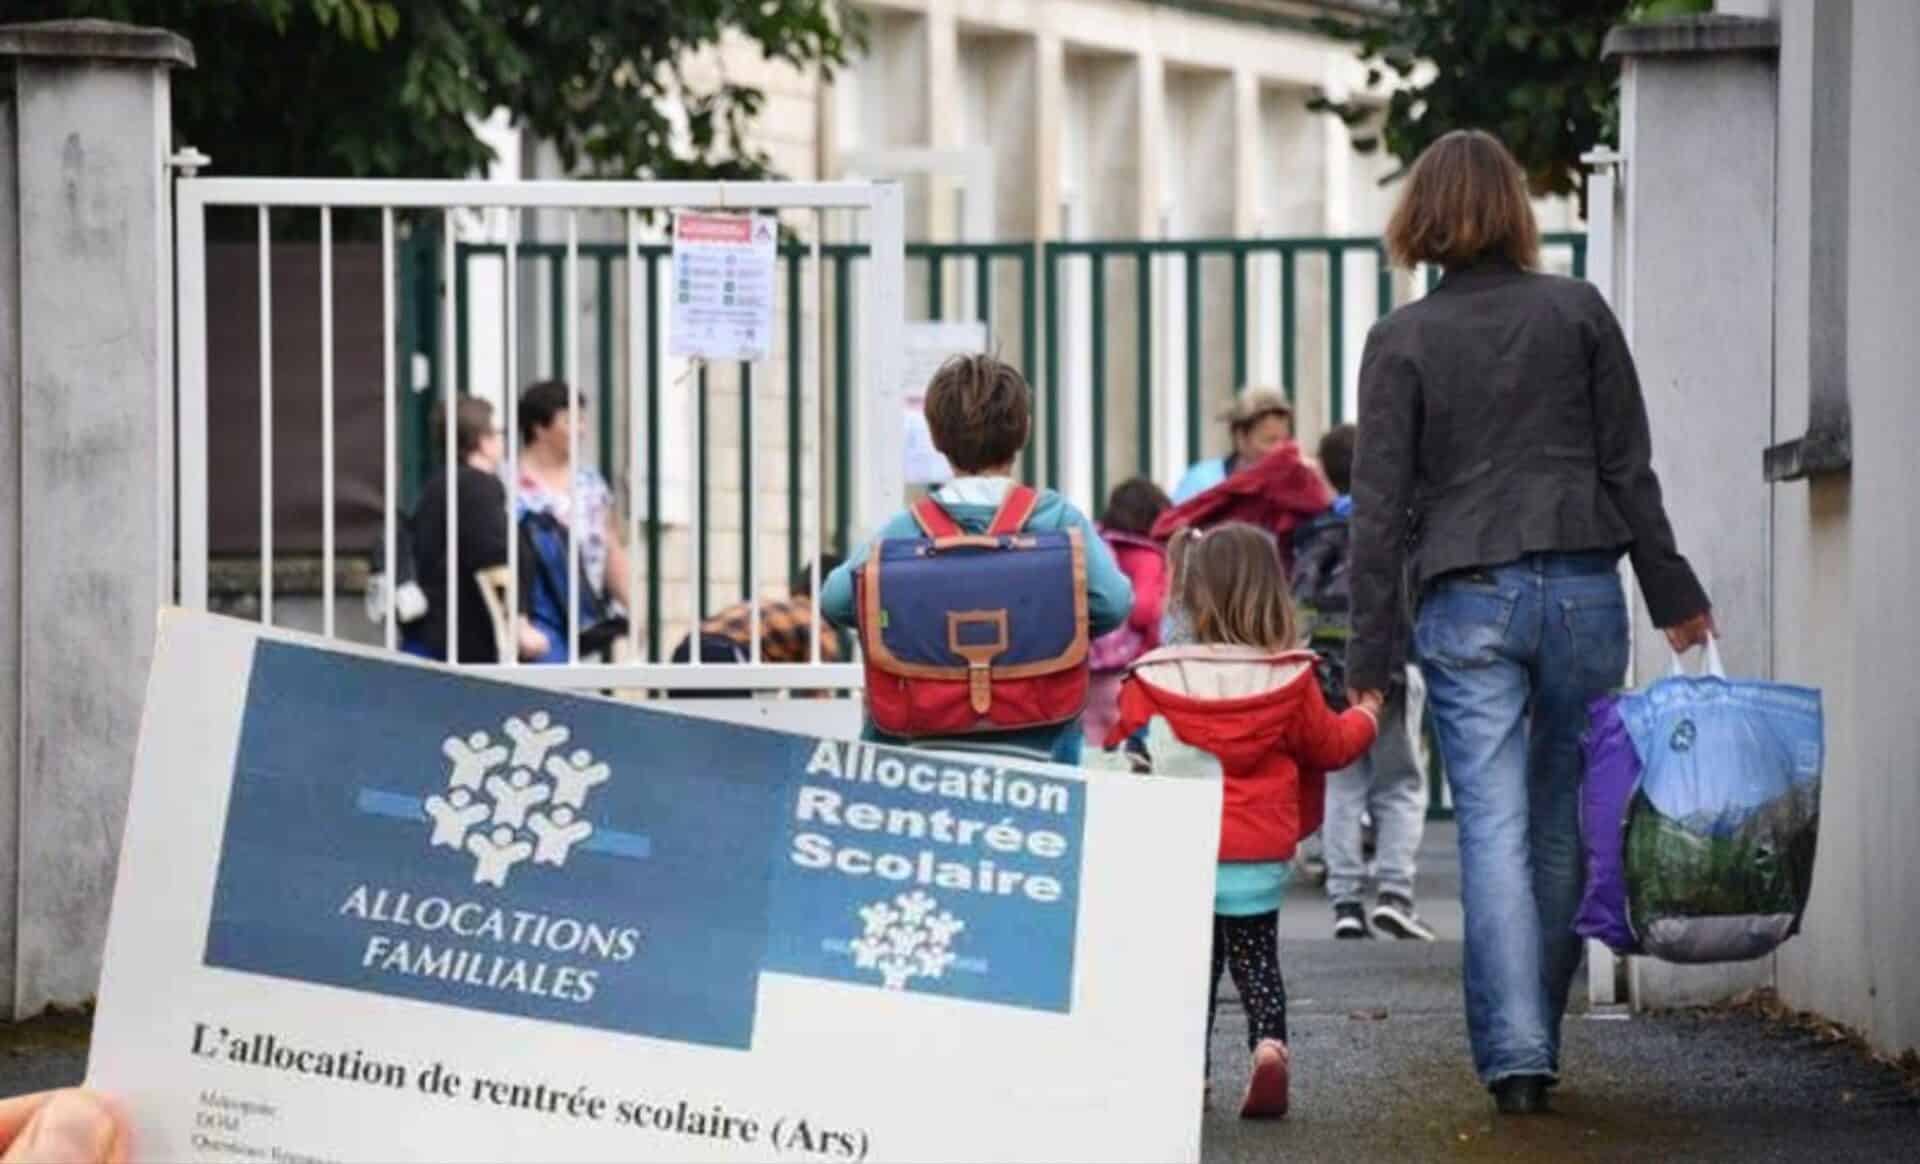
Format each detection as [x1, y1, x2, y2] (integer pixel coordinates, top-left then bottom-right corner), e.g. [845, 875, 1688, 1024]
[0, 1095, 52, 1155]
[0, 1090, 124, 1164]
[1663, 609, 1719, 654]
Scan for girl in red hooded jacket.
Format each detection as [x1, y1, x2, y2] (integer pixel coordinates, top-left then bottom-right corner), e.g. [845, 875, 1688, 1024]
[1108, 523, 1381, 1120]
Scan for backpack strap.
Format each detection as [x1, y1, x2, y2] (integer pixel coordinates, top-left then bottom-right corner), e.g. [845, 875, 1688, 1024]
[986, 484, 1040, 536]
[911, 495, 963, 538]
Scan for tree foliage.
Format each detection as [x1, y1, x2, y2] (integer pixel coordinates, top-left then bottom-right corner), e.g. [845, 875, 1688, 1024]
[1309, 0, 1705, 201]
[21, 1, 864, 182]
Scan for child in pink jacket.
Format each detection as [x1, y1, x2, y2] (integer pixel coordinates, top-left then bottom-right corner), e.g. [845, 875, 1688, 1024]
[1084, 478, 1172, 761]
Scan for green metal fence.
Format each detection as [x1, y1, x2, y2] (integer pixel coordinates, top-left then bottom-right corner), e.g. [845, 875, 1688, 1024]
[1043, 234, 1588, 505]
[400, 230, 1585, 660]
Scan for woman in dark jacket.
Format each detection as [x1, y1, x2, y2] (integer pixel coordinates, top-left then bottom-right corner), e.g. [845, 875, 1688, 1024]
[1347, 131, 1715, 1115]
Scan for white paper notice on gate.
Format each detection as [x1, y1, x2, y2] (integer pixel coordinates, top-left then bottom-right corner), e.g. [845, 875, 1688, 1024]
[669, 211, 778, 361]
[86, 611, 1221, 1163]
[901, 320, 987, 485]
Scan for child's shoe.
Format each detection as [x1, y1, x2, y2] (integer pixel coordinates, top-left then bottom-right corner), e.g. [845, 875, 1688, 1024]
[1333, 900, 1371, 939]
[1371, 893, 1437, 941]
[1239, 1039, 1290, 1119]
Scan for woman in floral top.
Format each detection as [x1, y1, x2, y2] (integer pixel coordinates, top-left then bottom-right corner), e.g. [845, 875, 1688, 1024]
[515, 380, 632, 615]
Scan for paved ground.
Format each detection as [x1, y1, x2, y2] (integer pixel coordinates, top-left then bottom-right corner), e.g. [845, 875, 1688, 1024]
[2, 825, 1913, 1160]
[1207, 822, 1918, 1161]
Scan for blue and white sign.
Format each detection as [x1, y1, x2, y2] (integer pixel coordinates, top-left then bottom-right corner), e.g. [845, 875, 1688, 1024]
[206, 641, 796, 1049]
[88, 613, 1220, 1163]
[765, 740, 1084, 1013]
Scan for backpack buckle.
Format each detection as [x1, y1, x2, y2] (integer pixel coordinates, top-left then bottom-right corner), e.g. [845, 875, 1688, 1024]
[947, 610, 1010, 715]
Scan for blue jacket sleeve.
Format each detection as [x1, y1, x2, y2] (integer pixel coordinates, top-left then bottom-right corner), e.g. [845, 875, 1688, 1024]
[818, 558, 859, 629]
[1072, 507, 1135, 636]
[1171, 458, 1224, 504]
[818, 512, 919, 628]
[818, 544, 866, 628]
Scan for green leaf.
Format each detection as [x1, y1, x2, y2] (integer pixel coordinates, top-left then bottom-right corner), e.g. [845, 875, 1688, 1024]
[0, 0, 864, 233]
[1311, 0, 1626, 203]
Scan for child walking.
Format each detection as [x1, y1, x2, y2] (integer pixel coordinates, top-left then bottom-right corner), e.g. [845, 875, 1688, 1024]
[1292, 425, 1436, 940]
[1084, 478, 1172, 765]
[820, 353, 1134, 764]
[1108, 523, 1381, 1118]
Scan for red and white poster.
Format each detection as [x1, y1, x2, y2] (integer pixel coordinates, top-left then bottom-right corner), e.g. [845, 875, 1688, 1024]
[670, 211, 777, 362]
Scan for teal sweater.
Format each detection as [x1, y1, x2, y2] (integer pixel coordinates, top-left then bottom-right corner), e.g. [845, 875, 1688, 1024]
[819, 480, 1134, 763]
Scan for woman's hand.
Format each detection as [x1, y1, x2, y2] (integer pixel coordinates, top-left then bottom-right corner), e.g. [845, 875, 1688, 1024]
[0, 1090, 126, 1164]
[1663, 609, 1718, 654]
[516, 619, 551, 662]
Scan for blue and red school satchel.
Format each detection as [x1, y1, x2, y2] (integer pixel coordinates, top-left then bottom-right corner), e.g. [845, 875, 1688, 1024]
[856, 485, 1091, 738]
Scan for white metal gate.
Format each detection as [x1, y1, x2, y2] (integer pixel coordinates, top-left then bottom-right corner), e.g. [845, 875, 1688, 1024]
[174, 177, 905, 694]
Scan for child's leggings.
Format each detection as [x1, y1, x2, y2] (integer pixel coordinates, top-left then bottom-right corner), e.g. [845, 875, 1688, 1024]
[1207, 910, 1289, 1062]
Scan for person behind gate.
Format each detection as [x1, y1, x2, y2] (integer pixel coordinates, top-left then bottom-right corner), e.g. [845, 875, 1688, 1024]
[1108, 524, 1381, 1121]
[1348, 129, 1715, 1117]
[819, 353, 1133, 764]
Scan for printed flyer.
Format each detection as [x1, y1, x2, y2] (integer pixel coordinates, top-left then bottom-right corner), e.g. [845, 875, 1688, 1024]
[85, 612, 1221, 1162]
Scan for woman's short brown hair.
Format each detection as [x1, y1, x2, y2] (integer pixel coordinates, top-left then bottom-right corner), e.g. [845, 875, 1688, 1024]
[1384, 130, 1540, 271]
[923, 353, 1032, 472]
[429, 395, 498, 461]
[1169, 523, 1298, 650]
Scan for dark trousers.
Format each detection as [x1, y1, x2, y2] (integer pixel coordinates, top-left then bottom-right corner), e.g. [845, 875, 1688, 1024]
[1207, 910, 1289, 1068]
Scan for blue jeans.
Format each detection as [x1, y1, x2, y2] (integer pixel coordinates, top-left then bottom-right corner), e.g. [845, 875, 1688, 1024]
[1415, 552, 1628, 1085]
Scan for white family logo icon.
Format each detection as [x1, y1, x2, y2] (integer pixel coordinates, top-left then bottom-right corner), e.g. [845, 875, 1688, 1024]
[424, 712, 610, 888]
[850, 891, 966, 990]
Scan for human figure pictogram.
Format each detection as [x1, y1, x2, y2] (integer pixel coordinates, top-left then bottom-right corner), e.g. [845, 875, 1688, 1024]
[423, 786, 489, 850]
[466, 825, 534, 888]
[504, 711, 569, 771]
[443, 731, 508, 792]
[526, 805, 595, 867]
[484, 768, 551, 829]
[544, 749, 610, 809]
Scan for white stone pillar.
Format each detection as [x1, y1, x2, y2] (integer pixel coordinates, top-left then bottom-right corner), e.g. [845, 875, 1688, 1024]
[1603, 13, 1781, 1011]
[0, 19, 193, 1017]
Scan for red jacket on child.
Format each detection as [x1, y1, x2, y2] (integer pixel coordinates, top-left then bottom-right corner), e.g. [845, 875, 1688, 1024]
[1106, 644, 1378, 861]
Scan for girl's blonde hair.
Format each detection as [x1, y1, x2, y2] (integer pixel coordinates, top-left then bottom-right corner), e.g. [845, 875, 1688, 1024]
[1167, 523, 1298, 650]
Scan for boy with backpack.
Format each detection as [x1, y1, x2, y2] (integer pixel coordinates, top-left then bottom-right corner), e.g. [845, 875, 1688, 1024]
[819, 354, 1135, 764]
[1291, 425, 1435, 941]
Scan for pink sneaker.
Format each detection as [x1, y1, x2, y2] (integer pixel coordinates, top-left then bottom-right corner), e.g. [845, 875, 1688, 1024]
[1239, 1039, 1290, 1119]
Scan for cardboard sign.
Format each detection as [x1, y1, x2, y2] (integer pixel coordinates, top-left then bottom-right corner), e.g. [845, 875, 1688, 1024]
[670, 211, 778, 361]
[86, 612, 1220, 1162]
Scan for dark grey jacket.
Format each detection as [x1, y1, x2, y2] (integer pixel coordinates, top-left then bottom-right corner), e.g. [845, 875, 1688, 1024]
[1347, 259, 1708, 692]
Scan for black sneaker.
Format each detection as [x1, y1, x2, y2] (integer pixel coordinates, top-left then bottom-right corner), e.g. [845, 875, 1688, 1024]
[1333, 901, 1371, 939]
[1491, 1074, 1552, 1115]
[1371, 893, 1437, 941]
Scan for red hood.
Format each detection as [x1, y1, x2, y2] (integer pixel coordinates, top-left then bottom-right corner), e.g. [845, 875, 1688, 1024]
[1120, 645, 1323, 768]
[1151, 441, 1332, 545]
